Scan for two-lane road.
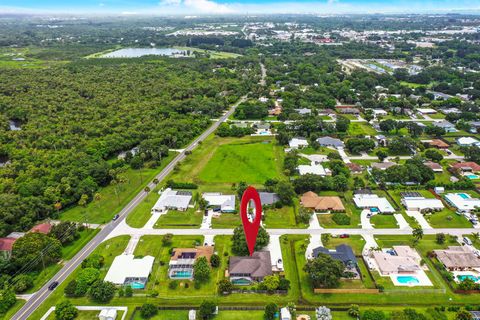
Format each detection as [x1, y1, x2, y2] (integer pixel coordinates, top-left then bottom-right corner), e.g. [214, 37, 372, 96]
[11, 94, 248, 320]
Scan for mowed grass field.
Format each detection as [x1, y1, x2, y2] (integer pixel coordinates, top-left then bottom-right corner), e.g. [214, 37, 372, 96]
[198, 140, 282, 184]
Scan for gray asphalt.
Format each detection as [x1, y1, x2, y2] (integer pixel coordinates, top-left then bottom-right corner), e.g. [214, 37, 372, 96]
[11, 95, 248, 320]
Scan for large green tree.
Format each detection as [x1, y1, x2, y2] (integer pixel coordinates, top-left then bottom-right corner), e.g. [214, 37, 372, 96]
[303, 253, 344, 288]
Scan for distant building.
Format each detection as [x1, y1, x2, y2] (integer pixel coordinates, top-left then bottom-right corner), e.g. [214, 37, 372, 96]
[434, 246, 480, 271]
[424, 161, 443, 172]
[450, 162, 480, 173]
[444, 193, 480, 214]
[371, 162, 396, 171]
[295, 108, 312, 115]
[456, 137, 480, 147]
[427, 139, 449, 149]
[433, 120, 457, 133]
[29, 223, 52, 234]
[151, 188, 192, 213]
[316, 136, 344, 148]
[301, 192, 345, 212]
[298, 162, 329, 176]
[203, 193, 236, 213]
[347, 163, 363, 174]
[289, 137, 309, 149]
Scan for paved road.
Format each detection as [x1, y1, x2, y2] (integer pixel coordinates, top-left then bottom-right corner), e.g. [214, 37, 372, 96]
[11, 95, 248, 320]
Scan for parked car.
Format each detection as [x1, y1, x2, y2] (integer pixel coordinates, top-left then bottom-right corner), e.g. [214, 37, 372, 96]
[463, 237, 473, 246]
[339, 234, 350, 239]
[48, 281, 59, 290]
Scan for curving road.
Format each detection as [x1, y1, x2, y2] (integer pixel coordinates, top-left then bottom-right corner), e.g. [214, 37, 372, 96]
[11, 95, 248, 320]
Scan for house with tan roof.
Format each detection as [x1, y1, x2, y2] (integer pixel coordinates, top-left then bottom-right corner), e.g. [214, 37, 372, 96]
[450, 162, 480, 173]
[300, 192, 345, 212]
[434, 246, 480, 271]
[424, 161, 443, 172]
[168, 246, 214, 279]
[427, 139, 449, 149]
[372, 246, 422, 276]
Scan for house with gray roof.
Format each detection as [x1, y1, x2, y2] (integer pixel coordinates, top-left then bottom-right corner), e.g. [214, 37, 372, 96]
[228, 251, 273, 285]
[312, 244, 359, 277]
[316, 136, 344, 148]
[259, 192, 280, 206]
[432, 120, 457, 133]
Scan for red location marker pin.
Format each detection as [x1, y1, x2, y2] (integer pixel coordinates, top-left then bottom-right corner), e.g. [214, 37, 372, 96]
[240, 186, 263, 256]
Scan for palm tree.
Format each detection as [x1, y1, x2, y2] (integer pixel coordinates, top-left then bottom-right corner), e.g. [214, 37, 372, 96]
[412, 227, 424, 245]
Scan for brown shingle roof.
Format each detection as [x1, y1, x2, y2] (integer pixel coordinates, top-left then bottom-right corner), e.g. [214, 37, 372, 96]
[301, 192, 345, 211]
[450, 162, 480, 172]
[429, 139, 449, 148]
[229, 251, 272, 278]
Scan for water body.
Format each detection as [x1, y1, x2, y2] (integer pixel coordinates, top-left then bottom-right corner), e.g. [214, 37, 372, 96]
[102, 48, 190, 58]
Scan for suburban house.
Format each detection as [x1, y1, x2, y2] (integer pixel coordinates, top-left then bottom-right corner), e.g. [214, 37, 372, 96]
[295, 108, 312, 115]
[347, 162, 364, 174]
[29, 223, 52, 234]
[289, 137, 309, 149]
[298, 162, 330, 176]
[203, 193, 236, 213]
[168, 246, 214, 279]
[424, 161, 443, 173]
[429, 91, 453, 101]
[370, 109, 388, 118]
[444, 193, 480, 214]
[417, 108, 437, 114]
[371, 162, 397, 171]
[353, 193, 395, 213]
[433, 120, 457, 133]
[104, 254, 155, 289]
[228, 251, 273, 285]
[315, 136, 344, 148]
[450, 162, 480, 174]
[313, 244, 358, 277]
[151, 188, 192, 213]
[434, 246, 480, 271]
[336, 105, 360, 114]
[427, 139, 450, 149]
[259, 192, 280, 206]
[301, 192, 345, 212]
[372, 246, 422, 275]
[456, 137, 480, 147]
[400, 192, 444, 212]
[0, 238, 16, 259]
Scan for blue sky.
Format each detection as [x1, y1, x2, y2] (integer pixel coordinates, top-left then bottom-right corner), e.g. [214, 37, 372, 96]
[1, 0, 480, 15]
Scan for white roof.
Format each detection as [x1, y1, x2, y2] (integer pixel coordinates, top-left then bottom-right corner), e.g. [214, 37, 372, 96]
[203, 193, 236, 211]
[402, 197, 444, 211]
[104, 254, 154, 284]
[298, 163, 327, 176]
[289, 137, 309, 149]
[445, 193, 480, 211]
[280, 308, 291, 319]
[353, 194, 395, 213]
[417, 108, 437, 114]
[152, 188, 192, 212]
[99, 309, 117, 318]
[372, 109, 388, 115]
[457, 137, 479, 146]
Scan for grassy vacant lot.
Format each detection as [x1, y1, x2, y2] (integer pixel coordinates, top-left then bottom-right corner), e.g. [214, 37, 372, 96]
[370, 214, 398, 228]
[264, 204, 307, 229]
[154, 208, 203, 229]
[347, 122, 377, 136]
[199, 141, 280, 184]
[61, 153, 176, 224]
[212, 213, 242, 229]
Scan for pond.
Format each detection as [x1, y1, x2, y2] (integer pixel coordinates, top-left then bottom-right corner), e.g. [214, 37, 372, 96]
[102, 48, 190, 58]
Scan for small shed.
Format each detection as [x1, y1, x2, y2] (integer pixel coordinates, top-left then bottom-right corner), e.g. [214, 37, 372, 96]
[281, 307, 292, 320]
[188, 309, 196, 320]
[434, 187, 445, 195]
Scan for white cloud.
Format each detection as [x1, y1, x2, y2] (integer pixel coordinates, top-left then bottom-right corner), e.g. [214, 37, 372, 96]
[159, 0, 234, 14]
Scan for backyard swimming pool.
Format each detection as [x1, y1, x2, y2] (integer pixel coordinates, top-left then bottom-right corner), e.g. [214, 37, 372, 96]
[396, 276, 420, 285]
[466, 174, 480, 180]
[171, 271, 193, 279]
[458, 193, 471, 199]
[458, 275, 480, 282]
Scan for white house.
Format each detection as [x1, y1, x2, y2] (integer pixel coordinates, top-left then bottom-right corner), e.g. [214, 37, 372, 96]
[203, 193, 236, 212]
[401, 196, 444, 212]
[417, 108, 437, 114]
[353, 194, 395, 213]
[457, 137, 480, 147]
[104, 255, 155, 289]
[444, 193, 480, 213]
[289, 137, 309, 149]
[280, 307, 292, 320]
[151, 188, 192, 213]
[99, 309, 117, 320]
[298, 163, 330, 176]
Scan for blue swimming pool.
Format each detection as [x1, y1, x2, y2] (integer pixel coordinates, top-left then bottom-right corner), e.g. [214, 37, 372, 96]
[370, 208, 379, 213]
[396, 276, 420, 285]
[466, 174, 480, 180]
[459, 193, 471, 199]
[458, 275, 480, 282]
[171, 271, 193, 279]
[130, 282, 145, 289]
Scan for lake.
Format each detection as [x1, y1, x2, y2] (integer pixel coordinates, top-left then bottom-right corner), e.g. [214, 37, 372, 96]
[102, 48, 190, 58]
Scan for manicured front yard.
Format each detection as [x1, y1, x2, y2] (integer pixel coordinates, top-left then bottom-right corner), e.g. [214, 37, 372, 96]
[425, 209, 472, 228]
[154, 208, 203, 228]
[370, 214, 398, 229]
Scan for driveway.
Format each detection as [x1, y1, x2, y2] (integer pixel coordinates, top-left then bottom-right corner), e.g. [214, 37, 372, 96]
[361, 209, 374, 229]
[406, 210, 432, 229]
[394, 214, 411, 230]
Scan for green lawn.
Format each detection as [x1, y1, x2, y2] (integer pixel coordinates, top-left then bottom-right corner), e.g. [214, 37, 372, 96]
[154, 208, 203, 228]
[264, 202, 307, 229]
[61, 153, 176, 224]
[126, 190, 160, 228]
[212, 213, 241, 229]
[47, 310, 125, 320]
[425, 209, 472, 228]
[198, 141, 281, 184]
[370, 214, 398, 229]
[317, 191, 362, 229]
[347, 123, 377, 136]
